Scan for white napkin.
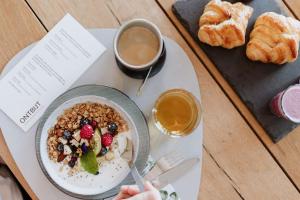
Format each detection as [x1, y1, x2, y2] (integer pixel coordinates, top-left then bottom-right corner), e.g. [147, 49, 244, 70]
[144, 156, 181, 200]
[159, 184, 180, 200]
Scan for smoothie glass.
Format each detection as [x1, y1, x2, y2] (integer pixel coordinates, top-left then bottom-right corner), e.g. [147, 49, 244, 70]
[270, 84, 300, 123]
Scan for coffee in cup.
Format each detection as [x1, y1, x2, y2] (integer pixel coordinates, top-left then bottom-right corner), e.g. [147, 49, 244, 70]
[114, 19, 164, 72]
[117, 26, 160, 66]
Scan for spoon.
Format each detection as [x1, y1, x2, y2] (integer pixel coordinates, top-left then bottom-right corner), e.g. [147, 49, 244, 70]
[137, 66, 153, 96]
[121, 139, 144, 191]
[130, 164, 145, 191]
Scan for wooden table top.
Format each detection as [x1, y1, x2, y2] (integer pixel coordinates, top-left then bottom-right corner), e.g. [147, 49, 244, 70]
[1, 0, 300, 199]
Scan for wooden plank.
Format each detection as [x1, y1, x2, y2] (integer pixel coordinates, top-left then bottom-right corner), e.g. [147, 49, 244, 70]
[0, 1, 46, 199]
[0, 1, 45, 70]
[16, 0, 300, 199]
[25, 0, 119, 29]
[199, 149, 242, 200]
[158, 0, 300, 191]
[284, 0, 300, 18]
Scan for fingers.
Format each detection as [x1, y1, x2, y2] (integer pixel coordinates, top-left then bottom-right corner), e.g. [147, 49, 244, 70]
[113, 193, 131, 200]
[115, 182, 160, 200]
[144, 181, 156, 191]
[112, 192, 124, 200]
[113, 191, 130, 200]
[125, 182, 161, 200]
[121, 185, 140, 196]
[125, 191, 155, 200]
[113, 185, 140, 200]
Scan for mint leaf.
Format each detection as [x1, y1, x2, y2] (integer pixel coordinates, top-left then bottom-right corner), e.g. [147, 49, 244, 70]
[80, 150, 99, 174]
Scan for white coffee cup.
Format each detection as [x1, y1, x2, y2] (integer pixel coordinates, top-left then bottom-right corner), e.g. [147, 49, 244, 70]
[114, 19, 164, 71]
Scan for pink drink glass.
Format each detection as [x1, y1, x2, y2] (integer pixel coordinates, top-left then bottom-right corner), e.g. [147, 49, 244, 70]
[270, 84, 300, 123]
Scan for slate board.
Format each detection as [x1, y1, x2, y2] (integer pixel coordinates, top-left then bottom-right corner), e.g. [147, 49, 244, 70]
[173, 0, 300, 142]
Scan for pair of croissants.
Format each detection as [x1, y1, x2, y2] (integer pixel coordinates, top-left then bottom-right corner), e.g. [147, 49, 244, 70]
[198, 0, 300, 64]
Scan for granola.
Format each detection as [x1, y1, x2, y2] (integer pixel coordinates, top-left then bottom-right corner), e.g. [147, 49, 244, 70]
[47, 102, 129, 175]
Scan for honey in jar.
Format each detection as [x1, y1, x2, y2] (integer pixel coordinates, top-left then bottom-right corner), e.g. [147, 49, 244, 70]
[152, 89, 201, 137]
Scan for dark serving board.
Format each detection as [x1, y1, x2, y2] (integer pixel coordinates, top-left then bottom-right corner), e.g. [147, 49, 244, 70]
[173, 0, 300, 142]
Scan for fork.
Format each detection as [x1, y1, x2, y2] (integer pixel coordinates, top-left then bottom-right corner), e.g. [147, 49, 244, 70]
[145, 151, 185, 181]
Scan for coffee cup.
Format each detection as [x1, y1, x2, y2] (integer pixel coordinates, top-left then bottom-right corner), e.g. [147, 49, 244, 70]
[114, 19, 166, 79]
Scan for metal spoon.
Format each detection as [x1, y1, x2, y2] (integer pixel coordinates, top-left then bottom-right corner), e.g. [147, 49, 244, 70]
[137, 66, 153, 96]
[121, 139, 144, 191]
[130, 164, 145, 191]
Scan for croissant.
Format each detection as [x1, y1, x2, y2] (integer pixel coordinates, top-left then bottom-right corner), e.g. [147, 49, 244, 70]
[198, 0, 253, 49]
[247, 12, 300, 64]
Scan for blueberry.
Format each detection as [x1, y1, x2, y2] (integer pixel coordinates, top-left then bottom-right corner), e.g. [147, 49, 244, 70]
[80, 118, 90, 127]
[81, 143, 88, 154]
[63, 130, 72, 140]
[57, 143, 64, 152]
[107, 122, 118, 133]
[99, 147, 108, 156]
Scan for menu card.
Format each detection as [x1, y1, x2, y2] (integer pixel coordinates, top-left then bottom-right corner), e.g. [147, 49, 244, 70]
[0, 14, 106, 132]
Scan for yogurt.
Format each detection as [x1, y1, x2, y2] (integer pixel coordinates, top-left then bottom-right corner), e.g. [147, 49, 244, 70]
[270, 84, 300, 123]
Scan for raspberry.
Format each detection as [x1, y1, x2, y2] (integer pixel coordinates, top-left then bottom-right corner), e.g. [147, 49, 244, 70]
[101, 133, 113, 147]
[80, 124, 94, 139]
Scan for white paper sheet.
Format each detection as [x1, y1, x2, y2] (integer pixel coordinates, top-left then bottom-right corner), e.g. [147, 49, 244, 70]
[0, 14, 106, 132]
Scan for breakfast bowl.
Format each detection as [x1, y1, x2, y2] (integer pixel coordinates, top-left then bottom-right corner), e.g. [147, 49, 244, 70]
[36, 85, 150, 199]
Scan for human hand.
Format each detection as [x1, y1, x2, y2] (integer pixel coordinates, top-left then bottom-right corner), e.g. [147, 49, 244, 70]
[113, 181, 161, 200]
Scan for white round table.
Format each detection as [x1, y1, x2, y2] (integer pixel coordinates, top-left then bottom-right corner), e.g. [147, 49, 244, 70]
[0, 29, 203, 200]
